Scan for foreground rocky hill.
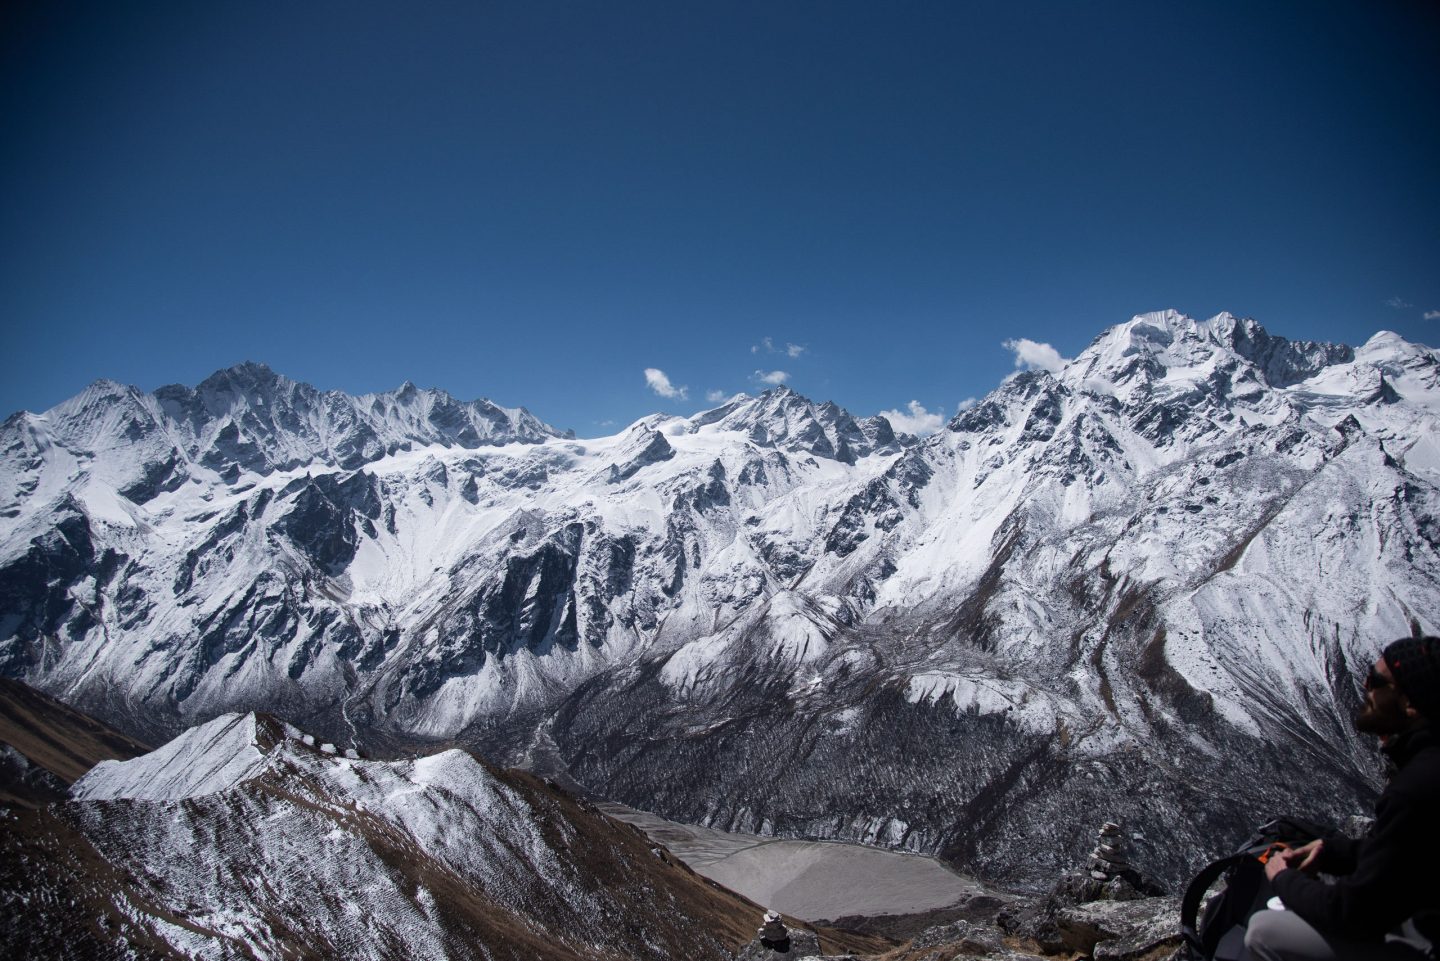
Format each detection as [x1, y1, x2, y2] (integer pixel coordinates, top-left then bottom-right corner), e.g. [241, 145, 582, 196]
[0, 694, 1182, 961]
[1, 706, 896, 961]
[2, 310, 1434, 887]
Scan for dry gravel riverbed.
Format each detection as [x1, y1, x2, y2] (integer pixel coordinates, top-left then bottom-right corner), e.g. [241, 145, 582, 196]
[597, 802, 986, 921]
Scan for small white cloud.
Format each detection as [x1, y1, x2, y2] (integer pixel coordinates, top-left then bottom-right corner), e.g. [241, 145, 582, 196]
[956, 397, 977, 412]
[705, 389, 727, 403]
[751, 336, 805, 358]
[879, 400, 945, 437]
[644, 368, 687, 400]
[1002, 338, 1068, 373]
[1386, 296, 1414, 310]
[597, 419, 617, 427]
[1425, 310, 1440, 321]
[753, 369, 789, 386]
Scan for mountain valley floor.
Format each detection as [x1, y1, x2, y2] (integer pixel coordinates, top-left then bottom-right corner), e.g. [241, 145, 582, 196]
[599, 800, 987, 920]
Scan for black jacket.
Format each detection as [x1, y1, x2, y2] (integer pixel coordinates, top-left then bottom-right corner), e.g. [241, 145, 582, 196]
[1272, 725, 1440, 940]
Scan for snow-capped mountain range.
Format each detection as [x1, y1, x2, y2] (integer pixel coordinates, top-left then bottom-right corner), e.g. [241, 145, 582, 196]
[4, 310, 1438, 887]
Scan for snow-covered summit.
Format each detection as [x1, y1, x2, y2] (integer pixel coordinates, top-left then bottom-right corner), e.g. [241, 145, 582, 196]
[1061, 310, 1357, 402]
[4, 362, 568, 500]
[687, 385, 903, 461]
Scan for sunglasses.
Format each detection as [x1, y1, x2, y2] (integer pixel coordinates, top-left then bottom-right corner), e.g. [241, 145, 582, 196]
[1365, 665, 1393, 691]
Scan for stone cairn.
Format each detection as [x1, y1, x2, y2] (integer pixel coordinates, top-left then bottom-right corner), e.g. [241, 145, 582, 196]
[1088, 821, 1132, 881]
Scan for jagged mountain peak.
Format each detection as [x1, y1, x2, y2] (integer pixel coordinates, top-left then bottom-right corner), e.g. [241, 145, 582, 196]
[1068, 309, 1241, 379]
[44, 377, 151, 420]
[15, 365, 570, 487]
[195, 359, 287, 392]
[687, 386, 904, 462]
[1063, 310, 1360, 399]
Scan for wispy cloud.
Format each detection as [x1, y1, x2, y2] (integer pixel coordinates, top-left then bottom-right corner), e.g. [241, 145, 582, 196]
[1386, 296, 1414, 310]
[878, 400, 945, 436]
[753, 369, 789, 385]
[1002, 338, 1068, 373]
[1425, 310, 1440, 321]
[644, 368, 687, 400]
[705, 389, 728, 403]
[957, 397, 977, 412]
[752, 336, 806, 358]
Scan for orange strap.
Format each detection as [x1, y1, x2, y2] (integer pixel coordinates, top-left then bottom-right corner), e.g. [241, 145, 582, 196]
[1257, 842, 1290, 864]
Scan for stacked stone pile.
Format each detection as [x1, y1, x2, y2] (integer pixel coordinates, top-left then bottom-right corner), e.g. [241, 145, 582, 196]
[1089, 823, 1132, 881]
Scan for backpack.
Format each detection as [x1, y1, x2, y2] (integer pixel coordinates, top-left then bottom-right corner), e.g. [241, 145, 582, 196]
[1179, 817, 1328, 961]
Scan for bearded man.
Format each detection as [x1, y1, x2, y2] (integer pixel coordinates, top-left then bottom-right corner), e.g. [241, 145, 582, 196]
[1246, 636, 1439, 961]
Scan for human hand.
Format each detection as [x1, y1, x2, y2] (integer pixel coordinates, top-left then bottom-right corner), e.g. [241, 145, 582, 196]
[1264, 852, 1289, 882]
[1280, 840, 1324, 873]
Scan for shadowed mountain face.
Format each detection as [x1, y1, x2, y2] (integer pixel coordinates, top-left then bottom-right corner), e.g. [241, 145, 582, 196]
[2, 312, 1439, 888]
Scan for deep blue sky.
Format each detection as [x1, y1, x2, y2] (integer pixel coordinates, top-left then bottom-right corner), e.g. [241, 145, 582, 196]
[3, 1, 1438, 435]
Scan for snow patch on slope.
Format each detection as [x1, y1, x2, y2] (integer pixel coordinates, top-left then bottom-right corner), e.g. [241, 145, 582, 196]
[73, 713, 270, 801]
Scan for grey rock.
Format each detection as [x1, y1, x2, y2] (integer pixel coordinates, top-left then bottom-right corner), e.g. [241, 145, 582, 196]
[1100, 876, 1144, 903]
[996, 899, 1065, 954]
[1055, 896, 1181, 958]
[950, 892, 1021, 923]
[911, 919, 1005, 952]
[733, 928, 823, 959]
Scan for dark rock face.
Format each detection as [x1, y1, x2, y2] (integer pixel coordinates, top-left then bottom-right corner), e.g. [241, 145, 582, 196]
[276, 472, 381, 575]
[825, 451, 934, 556]
[118, 453, 187, 504]
[609, 429, 675, 483]
[1225, 317, 1355, 388]
[0, 503, 94, 672]
[530, 638, 1374, 891]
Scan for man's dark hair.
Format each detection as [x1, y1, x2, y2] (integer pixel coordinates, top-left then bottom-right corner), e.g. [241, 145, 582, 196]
[1382, 636, 1440, 722]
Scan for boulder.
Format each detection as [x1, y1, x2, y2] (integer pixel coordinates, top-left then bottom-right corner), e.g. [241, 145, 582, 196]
[734, 928, 823, 960]
[1055, 896, 1181, 960]
[910, 919, 1006, 953]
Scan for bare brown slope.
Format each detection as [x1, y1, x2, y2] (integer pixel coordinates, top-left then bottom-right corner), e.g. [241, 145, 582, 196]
[0, 678, 152, 807]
